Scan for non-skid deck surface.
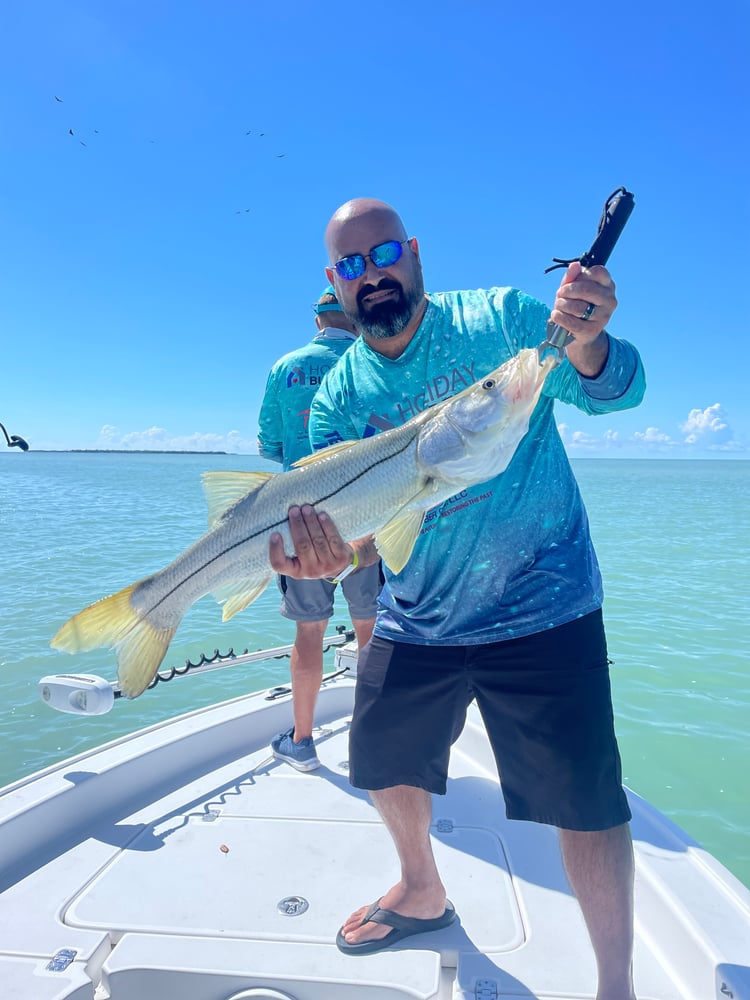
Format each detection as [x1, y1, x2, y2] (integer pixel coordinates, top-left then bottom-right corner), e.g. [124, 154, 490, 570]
[64, 721, 525, 955]
[3, 684, 731, 999]
[59, 712, 683, 998]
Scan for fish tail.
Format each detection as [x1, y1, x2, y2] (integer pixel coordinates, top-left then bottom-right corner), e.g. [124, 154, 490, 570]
[51, 582, 177, 699]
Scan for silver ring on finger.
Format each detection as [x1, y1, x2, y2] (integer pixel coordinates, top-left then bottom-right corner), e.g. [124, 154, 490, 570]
[581, 302, 597, 321]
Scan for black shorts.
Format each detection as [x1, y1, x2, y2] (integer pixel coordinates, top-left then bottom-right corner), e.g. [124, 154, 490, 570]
[349, 610, 631, 831]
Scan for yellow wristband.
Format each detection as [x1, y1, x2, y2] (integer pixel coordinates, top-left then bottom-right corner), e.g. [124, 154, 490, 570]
[330, 549, 358, 584]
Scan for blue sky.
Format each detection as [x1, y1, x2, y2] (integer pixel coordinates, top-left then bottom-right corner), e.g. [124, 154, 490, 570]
[1, 0, 748, 458]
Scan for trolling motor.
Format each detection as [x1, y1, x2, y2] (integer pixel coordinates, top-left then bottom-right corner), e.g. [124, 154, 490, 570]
[0, 421, 29, 451]
[38, 628, 356, 715]
[539, 186, 635, 364]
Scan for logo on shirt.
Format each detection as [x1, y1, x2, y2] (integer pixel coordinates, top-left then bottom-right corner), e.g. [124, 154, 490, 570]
[395, 364, 477, 422]
[315, 363, 480, 447]
[286, 364, 333, 388]
[361, 365, 478, 435]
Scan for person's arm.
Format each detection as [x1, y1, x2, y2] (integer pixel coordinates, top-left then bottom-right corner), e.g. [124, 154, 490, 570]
[257, 369, 284, 464]
[543, 262, 645, 412]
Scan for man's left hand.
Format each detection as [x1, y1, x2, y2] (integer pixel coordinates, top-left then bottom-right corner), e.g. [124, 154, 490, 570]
[551, 261, 617, 377]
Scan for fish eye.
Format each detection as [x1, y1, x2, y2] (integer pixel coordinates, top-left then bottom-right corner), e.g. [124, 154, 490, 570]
[482, 379, 496, 390]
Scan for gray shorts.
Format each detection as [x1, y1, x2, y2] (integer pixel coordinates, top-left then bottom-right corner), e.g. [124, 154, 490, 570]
[278, 563, 382, 622]
[348, 610, 631, 832]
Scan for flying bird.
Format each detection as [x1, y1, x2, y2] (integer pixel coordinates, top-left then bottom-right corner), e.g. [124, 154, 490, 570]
[54, 96, 63, 102]
[68, 129, 74, 136]
[276, 154, 285, 158]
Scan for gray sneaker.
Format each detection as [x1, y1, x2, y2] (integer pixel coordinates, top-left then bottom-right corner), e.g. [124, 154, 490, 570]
[271, 727, 320, 772]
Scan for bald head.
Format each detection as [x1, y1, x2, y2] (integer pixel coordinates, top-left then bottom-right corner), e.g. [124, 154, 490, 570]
[325, 199, 408, 263]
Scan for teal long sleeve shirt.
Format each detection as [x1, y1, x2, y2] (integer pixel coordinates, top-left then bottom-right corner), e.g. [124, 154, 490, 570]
[309, 288, 645, 645]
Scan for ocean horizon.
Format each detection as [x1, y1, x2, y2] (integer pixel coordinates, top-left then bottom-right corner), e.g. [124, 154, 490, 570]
[5, 451, 748, 459]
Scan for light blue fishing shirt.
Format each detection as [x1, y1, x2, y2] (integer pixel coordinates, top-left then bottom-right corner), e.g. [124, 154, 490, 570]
[258, 328, 357, 470]
[309, 288, 646, 645]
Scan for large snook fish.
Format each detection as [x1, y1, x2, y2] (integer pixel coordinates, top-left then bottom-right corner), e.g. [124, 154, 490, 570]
[52, 348, 555, 697]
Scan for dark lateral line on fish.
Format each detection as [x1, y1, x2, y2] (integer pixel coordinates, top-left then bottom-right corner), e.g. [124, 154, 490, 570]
[138, 431, 419, 617]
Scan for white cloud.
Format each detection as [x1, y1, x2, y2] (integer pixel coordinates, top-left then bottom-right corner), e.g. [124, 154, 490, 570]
[557, 406, 746, 458]
[557, 423, 623, 454]
[679, 403, 733, 447]
[569, 430, 602, 451]
[631, 426, 676, 447]
[96, 407, 745, 460]
[95, 426, 258, 454]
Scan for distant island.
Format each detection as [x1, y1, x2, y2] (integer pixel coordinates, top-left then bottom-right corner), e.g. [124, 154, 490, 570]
[27, 449, 232, 455]
[72, 449, 229, 454]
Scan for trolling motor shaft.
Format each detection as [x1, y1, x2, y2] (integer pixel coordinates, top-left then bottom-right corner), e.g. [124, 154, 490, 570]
[0, 421, 29, 451]
[539, 187, 635, 365]
[38, 629, 356, 714]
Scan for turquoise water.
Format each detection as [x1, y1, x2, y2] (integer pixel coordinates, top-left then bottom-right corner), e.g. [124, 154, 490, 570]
[1, 453, 748, 887]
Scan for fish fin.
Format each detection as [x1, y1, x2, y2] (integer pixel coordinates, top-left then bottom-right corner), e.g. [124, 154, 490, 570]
[291, 440, 361, 468]
[374, 508, 427, 574]
[51, 583, 177, 699]
[201, 470, 274, 527]
[213, 576, 274, 621]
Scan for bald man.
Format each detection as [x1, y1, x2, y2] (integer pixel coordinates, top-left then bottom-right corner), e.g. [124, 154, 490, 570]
[270, 198, 645, 999]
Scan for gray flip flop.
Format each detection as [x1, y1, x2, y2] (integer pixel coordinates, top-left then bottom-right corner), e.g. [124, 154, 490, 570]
[336, 898, 456, 955]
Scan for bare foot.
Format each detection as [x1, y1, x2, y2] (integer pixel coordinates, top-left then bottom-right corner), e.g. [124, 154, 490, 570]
[339, 881, 447, 946]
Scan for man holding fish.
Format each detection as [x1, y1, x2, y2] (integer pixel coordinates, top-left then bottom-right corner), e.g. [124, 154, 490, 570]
[270, 198, 645, 998]
[51, 193, 643, 998]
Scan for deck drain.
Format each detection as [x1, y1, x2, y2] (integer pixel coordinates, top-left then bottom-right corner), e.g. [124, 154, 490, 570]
[46, 948, 77, 972]
[277, 895, 309, 916]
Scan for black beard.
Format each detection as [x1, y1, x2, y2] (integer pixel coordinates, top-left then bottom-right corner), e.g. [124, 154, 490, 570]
[352, 277, 423, 340]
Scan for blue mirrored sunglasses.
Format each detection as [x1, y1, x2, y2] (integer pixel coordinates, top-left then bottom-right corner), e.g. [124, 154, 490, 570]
[333, 238, 411, 281]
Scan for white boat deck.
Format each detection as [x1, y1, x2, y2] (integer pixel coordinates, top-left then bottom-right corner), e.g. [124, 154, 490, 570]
[1, 667, 749, 999]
